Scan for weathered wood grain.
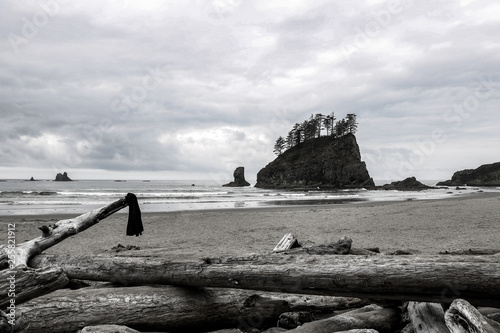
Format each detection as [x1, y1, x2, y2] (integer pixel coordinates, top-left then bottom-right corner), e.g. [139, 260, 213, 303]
[407, 302, 450, 333]
[30, 253, 500, 307]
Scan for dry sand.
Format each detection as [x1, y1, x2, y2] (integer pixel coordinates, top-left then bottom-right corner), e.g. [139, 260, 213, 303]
[1, 192, 499, 258]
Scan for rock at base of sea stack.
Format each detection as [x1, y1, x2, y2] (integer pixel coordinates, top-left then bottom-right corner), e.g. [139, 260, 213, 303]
[382, 177, 433, 191]
[55, 172, 72, 181]
[223, 167, 251, 187]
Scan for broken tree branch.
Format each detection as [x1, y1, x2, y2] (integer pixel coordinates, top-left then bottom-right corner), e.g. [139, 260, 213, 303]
[0, 196, 128, 268]
[0, 196, 131, 309]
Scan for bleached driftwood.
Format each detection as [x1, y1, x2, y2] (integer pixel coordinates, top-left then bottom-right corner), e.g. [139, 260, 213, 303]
[273, 233, 300, 252]
[29, 253, 500, 307]
[17, 286, 367, 333]
[444, 299, 500, 333]
[407, 302, 450, 333]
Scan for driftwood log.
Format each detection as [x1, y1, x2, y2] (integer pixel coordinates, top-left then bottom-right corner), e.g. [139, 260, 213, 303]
[30, 253, 500, 307]
[285, 305, 401, 333]
[17, 286, 366, 333]
[407, 302, 450, 333]
[444, 299, 500, 333]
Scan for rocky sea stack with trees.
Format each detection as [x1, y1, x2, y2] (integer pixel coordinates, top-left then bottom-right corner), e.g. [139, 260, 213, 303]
[256, 113, 374, 189]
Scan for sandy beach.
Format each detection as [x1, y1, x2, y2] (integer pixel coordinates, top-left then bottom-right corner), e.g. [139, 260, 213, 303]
[1, 192, 499, 258]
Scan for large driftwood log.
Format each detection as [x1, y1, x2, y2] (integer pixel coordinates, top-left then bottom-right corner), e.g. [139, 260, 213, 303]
[30, 253, 500, 307]
[445, 299, 500, 333]
[285, 305, 400, 333]
[407, 302, 450, 333]
[17, 286, 367, 333]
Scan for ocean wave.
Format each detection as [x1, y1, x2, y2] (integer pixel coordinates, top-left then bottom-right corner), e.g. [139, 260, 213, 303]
[0, 191, 58, 197]
[0, 201, 82, 206]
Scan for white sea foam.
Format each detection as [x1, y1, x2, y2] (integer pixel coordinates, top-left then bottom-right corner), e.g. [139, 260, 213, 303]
[0, 179, 498, 216]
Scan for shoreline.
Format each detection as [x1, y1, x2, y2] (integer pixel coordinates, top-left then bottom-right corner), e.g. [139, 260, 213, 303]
[0, 189, 495, 220]
[1, 191, 499, 258]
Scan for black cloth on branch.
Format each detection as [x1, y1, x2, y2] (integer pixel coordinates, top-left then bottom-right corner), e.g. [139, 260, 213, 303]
[125, 192, 143, 236]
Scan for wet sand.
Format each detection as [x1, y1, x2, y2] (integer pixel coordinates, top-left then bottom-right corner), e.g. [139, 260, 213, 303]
[1, 192, 499, 258]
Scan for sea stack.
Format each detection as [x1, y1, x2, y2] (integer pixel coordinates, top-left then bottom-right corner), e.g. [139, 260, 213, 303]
[55, 172, 72, 181]
[437, 162, 500, 186]
[255, 134, 374, 189]
[223, 167, 251, 187]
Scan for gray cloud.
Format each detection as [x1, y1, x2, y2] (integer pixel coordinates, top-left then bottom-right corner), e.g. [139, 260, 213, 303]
[1, 0, 499, 182]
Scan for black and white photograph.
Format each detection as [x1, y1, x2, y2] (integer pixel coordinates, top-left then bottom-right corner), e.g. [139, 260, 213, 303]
[1, 0, 500, 332]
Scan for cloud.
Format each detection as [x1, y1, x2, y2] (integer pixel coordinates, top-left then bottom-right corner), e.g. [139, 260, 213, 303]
[1, 0, 500, 182]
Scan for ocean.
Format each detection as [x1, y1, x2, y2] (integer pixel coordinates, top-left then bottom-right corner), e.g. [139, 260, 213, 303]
[0, 179, 498, 216]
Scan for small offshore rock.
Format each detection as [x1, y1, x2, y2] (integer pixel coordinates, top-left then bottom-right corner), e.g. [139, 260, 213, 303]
[55, 172, 72, 181]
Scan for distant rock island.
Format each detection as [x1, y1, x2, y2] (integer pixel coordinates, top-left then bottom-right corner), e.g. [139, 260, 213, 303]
[55, 172, 72, 181]
[223, 167, 251, 187]
[437, 162, 500, 186]
[382, 177, 433, 191]
[255, 134, 374, 189]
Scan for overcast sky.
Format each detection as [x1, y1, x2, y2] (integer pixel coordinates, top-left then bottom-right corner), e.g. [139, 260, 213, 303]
[1, 0, 499, 183]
